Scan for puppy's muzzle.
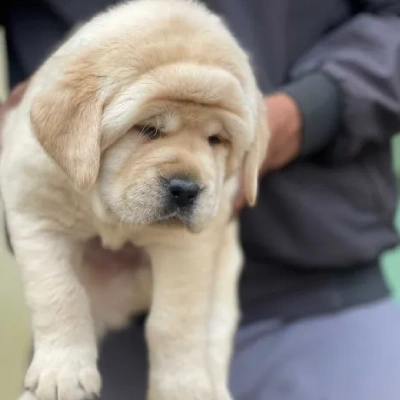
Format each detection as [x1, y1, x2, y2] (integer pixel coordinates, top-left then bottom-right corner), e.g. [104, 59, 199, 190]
[167, 176, 200, 209]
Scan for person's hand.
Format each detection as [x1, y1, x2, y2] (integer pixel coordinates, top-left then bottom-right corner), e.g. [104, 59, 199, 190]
[262, 93, 302, 172]
[233, 93, 302, 215]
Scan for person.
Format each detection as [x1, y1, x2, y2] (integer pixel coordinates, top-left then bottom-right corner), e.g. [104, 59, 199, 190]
[2, 1, 400, 399]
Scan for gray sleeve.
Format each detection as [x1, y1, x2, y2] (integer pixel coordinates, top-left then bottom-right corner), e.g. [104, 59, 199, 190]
[282, 72, 342, 157]
[282, 1, 400, 162]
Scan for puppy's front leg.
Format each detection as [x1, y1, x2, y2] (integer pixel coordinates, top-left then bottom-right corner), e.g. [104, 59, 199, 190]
[208, 221, 243, 400]
[146, 239, 215, 400]
[9, 216, 100, 400]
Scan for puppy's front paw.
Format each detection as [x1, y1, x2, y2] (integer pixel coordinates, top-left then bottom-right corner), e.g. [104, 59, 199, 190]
[149, 374, 214, 400]
[18, 390, 38, 400]
[24, 347, 101, 400]
[215, 387, 233, 400]
[149, 387, 214, 400]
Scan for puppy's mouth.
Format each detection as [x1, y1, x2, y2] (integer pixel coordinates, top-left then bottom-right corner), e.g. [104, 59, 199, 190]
[101, 176, 207, 232]
[155, 205, 197, 231]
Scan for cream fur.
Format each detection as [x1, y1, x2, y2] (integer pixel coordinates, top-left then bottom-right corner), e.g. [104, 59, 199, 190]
[0, 1, 269, 400]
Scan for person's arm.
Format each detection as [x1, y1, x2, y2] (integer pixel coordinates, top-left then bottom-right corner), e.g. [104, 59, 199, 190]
[277, 0, 400, 164]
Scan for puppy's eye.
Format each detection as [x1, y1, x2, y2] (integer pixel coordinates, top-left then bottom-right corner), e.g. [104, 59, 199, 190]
[208, 135, 223, 146]
[136, 125, 160, 139]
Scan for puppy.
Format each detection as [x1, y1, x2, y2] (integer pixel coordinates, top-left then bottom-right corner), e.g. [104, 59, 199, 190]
[0, 1, 268, 399]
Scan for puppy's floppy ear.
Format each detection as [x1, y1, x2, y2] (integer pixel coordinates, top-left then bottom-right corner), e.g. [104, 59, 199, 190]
[242, 95, 269, 206]
[31, 69, 102, 192]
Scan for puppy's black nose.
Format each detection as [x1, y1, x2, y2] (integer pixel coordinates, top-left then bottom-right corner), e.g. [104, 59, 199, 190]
[168, 178, 200, 208]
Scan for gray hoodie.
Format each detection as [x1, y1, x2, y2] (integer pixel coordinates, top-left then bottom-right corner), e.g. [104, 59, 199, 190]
[3, 0, 400, 323]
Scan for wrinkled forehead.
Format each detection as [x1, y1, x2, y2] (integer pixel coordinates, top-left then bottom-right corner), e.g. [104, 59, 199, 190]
[100, 63, 255, 148]
[138, 100, 248, 136]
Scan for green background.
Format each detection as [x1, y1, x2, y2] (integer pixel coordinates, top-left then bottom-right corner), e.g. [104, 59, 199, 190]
[381, 134, 400, 300]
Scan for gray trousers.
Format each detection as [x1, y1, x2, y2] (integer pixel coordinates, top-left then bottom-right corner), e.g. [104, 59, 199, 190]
[98, 299, 400, 400]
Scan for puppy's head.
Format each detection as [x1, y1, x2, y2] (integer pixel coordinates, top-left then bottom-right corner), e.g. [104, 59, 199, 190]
[30, 0, 268, 232]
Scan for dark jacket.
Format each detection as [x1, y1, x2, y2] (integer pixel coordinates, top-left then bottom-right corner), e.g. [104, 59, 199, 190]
[3, 0, 400, 323]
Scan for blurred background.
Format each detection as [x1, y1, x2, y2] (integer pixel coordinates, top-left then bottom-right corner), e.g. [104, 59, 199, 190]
[1, 23, 400, 400]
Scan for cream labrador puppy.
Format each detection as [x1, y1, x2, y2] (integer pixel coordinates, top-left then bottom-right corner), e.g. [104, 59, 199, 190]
[0, 1, 268, 400]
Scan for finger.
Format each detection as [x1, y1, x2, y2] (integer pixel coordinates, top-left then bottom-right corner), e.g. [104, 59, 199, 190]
[0, 80, 31, 148]
[233, 193, 245, 214]
[5, 79, 31, 108]
[231, 188, 246, 220]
